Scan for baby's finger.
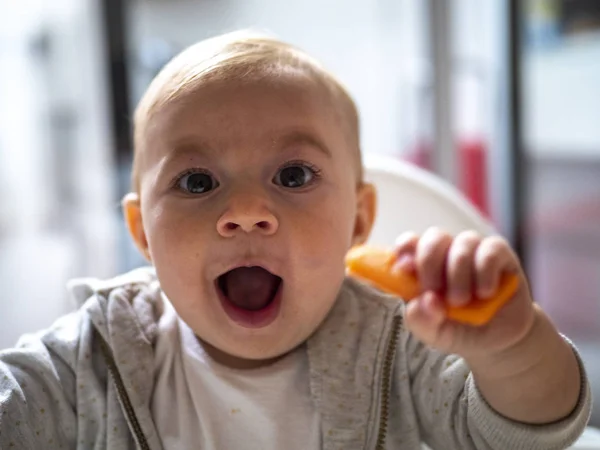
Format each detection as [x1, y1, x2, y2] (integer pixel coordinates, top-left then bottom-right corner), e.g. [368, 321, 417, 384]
[394, 232, 419, 273]
[416, 227, 453, 292]
[446, 231, 481, 307]
[474, 236, 519, 299]
[394, 232, 419, 255]
[404, 292, 447, 346]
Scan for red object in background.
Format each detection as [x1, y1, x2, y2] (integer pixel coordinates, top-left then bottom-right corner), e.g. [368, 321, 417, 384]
[402, 137, 490, 219]
[458, 137, 489, 218]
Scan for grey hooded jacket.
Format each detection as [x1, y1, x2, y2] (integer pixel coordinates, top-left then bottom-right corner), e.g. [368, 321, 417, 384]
[0, 267, 592, 449]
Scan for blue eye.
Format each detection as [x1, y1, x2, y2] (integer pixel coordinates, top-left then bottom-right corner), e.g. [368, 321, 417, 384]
[274, 165, 317, 188]
[177, 171, 218, 194]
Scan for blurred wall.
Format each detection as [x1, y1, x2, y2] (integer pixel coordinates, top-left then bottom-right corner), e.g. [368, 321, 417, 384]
[0, 0, 117, 348]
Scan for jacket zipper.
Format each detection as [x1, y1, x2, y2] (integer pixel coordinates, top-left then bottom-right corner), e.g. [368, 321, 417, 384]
[374, 314, 402, 450]
[97, 331, 151, 450]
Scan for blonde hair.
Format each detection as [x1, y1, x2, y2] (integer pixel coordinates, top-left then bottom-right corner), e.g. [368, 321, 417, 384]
[132, 30, 362, 192]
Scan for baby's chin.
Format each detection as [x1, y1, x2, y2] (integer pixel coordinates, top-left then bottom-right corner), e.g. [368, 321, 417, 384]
[199, 330, 309, 370]
[203, 305, 332, 368]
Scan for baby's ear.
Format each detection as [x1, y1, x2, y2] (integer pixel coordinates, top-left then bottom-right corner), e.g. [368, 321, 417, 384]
[352, 182, 377, 247]
[122, 193, 152, 262]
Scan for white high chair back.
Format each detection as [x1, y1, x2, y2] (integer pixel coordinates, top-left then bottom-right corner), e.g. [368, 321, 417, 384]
[363, 154, 494, 245]
[363, 153, 600, 450]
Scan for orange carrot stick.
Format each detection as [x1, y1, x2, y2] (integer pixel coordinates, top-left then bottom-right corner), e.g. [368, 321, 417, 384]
[345, 245, 519, 326]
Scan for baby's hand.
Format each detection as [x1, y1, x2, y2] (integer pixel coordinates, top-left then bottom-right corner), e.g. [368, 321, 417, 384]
[394, 227, 536, 359]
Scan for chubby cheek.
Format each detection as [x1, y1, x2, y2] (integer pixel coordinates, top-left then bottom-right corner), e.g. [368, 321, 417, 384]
[143, 202, 213, 299]
[284, 190, 355, 298]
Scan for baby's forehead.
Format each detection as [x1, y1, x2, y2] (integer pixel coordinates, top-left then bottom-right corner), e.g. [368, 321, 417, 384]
[143, 71, 350, 145]
[152, 65, 341, 118]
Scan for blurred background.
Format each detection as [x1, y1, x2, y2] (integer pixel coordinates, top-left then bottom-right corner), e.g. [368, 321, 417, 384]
[0, 0, 598, 425]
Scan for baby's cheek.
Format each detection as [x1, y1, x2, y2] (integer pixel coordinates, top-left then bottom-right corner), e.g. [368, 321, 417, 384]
[294, 229, 349, 272]
[296, 201, 353, 253]
[151, 203, 210, 239]
[292, 229, 348, 303]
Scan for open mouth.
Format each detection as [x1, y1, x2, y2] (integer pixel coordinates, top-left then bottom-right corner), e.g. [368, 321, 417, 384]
[216, 266, 283, 328]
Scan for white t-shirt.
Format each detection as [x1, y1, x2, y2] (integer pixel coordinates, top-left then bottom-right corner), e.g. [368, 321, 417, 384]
[151, 300, 321, 450]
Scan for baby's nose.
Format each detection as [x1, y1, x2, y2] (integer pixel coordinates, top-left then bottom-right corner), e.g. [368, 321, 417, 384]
[216, 198, 278, 237]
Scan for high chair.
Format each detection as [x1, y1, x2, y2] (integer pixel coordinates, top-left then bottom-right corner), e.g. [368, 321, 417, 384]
[363, 153, 600, 449]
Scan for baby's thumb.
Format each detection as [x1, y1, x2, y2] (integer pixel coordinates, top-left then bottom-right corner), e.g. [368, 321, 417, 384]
[404, 292, 447, 346]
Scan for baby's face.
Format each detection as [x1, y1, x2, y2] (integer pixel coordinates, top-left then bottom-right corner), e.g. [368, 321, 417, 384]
[126, 74, 374, 367]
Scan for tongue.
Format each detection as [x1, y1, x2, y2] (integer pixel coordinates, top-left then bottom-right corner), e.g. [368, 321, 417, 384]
[223, 267, 280, 311]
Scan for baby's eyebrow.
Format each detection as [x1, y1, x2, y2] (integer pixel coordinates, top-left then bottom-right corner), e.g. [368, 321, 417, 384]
[165, 138, 214, 160]
[161, 130, 332, 165]
[153, 139, 214, 176]
[275, 131, 332, 158]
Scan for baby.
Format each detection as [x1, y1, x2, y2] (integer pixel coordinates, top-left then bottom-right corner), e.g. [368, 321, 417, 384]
[0, 31, 591, 449]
